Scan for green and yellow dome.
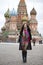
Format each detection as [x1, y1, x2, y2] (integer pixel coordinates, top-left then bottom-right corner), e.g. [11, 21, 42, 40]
[4, 9, 10, 18]
[22, 16, 28, 21]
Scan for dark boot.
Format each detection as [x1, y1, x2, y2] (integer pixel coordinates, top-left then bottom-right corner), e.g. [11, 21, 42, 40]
[24, 51, 27, 63]
[22, 50, 27, 63]
[22, 51, 25, 62]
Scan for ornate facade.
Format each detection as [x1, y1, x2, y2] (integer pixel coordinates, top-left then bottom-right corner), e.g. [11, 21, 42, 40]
[2, 8, 18, 42]
[29, 8, 41, 41]
[0, 0, 42, 42]
[17, 0, 28, 30]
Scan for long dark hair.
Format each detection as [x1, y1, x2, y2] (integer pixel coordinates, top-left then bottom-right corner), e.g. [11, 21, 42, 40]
[20, 24, 31, 36]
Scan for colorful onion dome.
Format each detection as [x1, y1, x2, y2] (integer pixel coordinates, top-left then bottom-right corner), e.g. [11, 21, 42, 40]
[22, 16, 28, 21]
[4, 9, 10, 18]
[10, 8, 17, 16]
[29, 19, 38, 24]
[30, 8, 37, 15]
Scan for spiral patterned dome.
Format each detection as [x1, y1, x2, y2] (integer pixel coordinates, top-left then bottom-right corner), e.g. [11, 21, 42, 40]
[10, 8, 17, 16]
[30, 8, 37, 15]
[4, 9, 10, 18]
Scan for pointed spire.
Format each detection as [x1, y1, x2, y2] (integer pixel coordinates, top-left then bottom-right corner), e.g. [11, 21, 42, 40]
[19, 0, 26, 6]
[20, 0, 25, 2]
[18, 0, 27, 13]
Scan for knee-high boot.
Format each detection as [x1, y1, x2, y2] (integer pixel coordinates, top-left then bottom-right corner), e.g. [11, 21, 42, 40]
[24, 51, 27, 62]
[22, 50, 27, 63]
[22, 50, 25, 62]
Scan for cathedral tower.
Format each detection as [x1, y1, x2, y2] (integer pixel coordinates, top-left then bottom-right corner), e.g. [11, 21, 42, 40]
[17, 0, 28, 30]
[29, 8, 40, 41]
[30, 8, 38, 32]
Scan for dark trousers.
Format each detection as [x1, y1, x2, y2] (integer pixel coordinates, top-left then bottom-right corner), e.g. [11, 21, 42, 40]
[22, 50, 27, 62]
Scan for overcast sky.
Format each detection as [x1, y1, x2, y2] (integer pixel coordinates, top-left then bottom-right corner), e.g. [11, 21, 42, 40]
[0, 0, 43, 36]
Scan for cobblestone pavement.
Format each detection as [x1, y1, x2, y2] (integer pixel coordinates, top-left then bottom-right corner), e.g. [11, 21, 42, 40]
[0, 43, 43, 65]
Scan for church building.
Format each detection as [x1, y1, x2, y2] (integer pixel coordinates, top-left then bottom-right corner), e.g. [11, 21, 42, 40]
[0, 0, 42, 42]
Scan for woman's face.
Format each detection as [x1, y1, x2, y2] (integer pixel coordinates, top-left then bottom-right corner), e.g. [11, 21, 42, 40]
[24, 23, 27, 30]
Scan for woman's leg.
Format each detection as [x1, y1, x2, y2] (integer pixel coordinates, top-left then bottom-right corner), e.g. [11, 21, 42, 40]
[24, 44, 28, 62]
[22, 43, 28, 63]
[22, 50, 24, 61]
[24, 50, 27, 62]
[22, 50, 27, 63]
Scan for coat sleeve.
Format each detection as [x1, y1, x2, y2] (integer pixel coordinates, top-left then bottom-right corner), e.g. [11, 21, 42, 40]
[18, 35, 20, 43]
[18, 35, 22, 43]
[29, 30, 32, 40]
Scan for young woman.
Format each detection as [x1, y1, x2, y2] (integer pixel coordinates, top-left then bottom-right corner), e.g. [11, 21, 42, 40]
[18, 23, 32, 63]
